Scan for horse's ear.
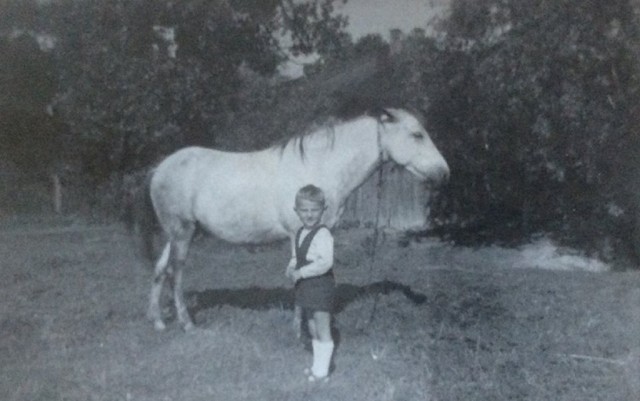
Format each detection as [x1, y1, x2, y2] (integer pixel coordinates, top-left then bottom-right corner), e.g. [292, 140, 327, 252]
[369, 107, 395, 123]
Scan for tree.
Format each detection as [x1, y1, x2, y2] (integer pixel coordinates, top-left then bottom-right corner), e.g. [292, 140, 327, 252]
[0, 0, 353, 215]
[44, 0, 350, 178]
[424, 0, 640, 260]
[0, 1, 68, 213]
[280, 0, 351, 60]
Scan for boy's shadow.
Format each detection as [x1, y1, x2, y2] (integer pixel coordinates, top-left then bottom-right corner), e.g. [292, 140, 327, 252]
[186, 279, 427, 317]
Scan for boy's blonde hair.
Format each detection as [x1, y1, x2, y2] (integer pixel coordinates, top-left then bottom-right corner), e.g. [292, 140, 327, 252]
[295, 184, 326, 206]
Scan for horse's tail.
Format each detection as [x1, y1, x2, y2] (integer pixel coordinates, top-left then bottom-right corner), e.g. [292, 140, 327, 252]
[123, 169, 158, 262]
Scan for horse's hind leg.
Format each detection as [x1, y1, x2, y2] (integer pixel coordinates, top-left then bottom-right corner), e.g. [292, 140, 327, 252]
[169, 235, 195, 331]
[147, 219, 195, 331]
[148, 243, 171, 331]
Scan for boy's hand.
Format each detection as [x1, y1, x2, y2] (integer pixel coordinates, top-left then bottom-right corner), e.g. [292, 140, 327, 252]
[285, 263, 295, 279]
[287, 269, 302, 283]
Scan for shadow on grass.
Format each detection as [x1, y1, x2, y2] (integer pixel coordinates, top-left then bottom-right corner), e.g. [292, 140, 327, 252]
[186, 279, 427, 316]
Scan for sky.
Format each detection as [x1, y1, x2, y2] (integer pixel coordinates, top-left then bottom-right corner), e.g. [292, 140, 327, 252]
[280, 0, 450, 77]
[337, 0, 450, 39]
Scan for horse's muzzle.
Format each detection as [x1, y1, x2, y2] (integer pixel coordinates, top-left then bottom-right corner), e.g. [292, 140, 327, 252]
[426, 164, 450, 187]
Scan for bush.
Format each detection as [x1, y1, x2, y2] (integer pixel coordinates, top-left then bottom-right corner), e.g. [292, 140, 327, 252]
[417, 0, 640, 263]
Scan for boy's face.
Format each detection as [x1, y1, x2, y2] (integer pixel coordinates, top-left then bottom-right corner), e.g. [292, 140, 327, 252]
[294, 199, 326, 229]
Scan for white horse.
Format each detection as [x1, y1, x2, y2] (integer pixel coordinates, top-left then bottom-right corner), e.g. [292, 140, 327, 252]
[143, 108, 449, 331]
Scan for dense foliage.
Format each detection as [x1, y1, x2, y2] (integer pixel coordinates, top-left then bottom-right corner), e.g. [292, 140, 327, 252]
[0, 0, 348, 177]
[422, 0, 640, 261]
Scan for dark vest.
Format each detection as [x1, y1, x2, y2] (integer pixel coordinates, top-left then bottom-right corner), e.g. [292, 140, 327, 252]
[294, 225, 332, 277]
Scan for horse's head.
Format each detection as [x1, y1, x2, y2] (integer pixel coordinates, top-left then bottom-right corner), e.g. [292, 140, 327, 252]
[375, 108, 450, 186]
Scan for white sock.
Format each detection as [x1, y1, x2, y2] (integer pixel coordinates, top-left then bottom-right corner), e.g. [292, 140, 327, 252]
[311, 339, 334, 378]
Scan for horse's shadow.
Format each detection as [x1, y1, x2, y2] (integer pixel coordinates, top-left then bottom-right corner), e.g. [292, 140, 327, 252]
[186, 279, 427, 317]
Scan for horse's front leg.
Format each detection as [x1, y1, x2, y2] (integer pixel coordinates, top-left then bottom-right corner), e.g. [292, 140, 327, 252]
[293, 304, 302, 339]
[286, 235, 302, 338]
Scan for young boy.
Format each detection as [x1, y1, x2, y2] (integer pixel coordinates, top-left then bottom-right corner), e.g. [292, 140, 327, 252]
[286, 184, 335, 382]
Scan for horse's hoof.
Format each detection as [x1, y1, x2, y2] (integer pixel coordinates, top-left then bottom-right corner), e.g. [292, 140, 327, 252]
[182, 321, 195, 332]
[153, 320, 167, 331]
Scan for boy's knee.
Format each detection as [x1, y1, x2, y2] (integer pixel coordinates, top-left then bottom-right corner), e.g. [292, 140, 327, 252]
[313, 312, 332, 341]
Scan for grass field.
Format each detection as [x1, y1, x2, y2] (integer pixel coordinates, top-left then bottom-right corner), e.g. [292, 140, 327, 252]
[1, 220, 639, 401]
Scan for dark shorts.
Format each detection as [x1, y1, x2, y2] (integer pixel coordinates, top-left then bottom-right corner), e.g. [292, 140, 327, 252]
[295, 272, 335, 312]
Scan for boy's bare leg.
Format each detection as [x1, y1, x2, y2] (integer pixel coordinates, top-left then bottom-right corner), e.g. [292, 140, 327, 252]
[313, 311, 332, 342]
[308, 312, 317, 339]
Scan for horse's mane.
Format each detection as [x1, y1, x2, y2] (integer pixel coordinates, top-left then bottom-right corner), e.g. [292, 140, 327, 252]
[272, 107, 410, 160]
[273, 114, 362, 159]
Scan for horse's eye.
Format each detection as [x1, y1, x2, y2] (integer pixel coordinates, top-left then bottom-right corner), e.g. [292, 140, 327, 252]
[411, 132, 424, 140]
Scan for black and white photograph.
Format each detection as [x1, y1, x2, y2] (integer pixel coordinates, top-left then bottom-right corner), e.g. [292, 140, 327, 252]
[1, 0, 639, 400]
